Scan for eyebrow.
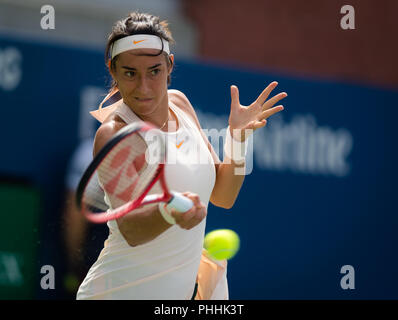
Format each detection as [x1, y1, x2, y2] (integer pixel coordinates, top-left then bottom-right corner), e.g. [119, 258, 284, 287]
[121, 63, 162, 71]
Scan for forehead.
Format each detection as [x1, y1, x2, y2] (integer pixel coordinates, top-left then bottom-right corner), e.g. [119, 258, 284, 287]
[116, 49, 166, 67]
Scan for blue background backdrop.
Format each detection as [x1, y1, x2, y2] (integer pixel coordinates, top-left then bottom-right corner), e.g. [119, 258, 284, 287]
[0, 35, 397, 299]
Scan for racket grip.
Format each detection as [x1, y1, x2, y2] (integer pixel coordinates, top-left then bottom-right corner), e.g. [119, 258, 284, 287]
[168, 192, 194, 212]
[158, 192, 194, 225]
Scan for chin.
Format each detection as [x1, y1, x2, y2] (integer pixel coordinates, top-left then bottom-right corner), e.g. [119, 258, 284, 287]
[131, 99, 159, 115]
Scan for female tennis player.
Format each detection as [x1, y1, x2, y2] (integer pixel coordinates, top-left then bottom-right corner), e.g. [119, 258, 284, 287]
[76, 11, 286, 300]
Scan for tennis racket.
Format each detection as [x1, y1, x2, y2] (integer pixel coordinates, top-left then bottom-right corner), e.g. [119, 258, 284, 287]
[75, 122, 193, 223]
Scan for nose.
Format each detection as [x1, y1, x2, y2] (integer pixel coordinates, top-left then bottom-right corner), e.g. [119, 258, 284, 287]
[136, 74, 150, 95]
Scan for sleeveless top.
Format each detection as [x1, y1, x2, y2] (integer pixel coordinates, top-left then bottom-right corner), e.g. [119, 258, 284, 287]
[76, 94, 216, 300]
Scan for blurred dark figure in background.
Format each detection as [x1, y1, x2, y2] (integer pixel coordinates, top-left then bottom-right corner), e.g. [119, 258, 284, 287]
[61, 138, 109, 297]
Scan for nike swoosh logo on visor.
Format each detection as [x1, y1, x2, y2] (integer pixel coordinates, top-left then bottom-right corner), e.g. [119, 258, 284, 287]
[133, 40, 146, 45]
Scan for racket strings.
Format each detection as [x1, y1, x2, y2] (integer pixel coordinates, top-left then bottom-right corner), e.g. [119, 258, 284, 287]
[83, 132, 158, 214]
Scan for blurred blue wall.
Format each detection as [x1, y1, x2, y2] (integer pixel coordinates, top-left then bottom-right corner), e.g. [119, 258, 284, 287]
[0, 35, 397, 299]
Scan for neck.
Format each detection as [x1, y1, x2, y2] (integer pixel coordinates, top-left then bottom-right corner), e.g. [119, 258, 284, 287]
[150, 94, 171, 130]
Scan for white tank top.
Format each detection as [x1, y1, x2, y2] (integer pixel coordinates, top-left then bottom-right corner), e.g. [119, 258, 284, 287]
[76, 95, 216, 300]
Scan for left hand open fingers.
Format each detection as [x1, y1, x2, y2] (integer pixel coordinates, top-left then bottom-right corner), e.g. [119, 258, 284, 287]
[258, 105, 284, 120]
[262, 92, 287, 110]
[255, 81, 278, 105]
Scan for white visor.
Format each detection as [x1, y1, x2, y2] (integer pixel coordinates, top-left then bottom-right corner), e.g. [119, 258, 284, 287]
[111, 34, 170, 59]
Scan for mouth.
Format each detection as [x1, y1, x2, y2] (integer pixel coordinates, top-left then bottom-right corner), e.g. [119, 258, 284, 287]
[135, 97, 153, 102]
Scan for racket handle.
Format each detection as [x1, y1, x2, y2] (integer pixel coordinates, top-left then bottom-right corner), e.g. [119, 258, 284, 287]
[168, 192, 194, 212]
[144, 192, 193, 212]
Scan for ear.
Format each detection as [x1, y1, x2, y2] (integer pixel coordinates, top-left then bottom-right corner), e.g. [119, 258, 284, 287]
[167, 54, 174, 75]
[108, 59, 117, 81]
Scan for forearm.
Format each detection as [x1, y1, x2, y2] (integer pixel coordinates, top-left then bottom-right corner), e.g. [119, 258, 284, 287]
[210, 125, 248, 209]
[210, 157, 245, 209]
[117, 204, 172, 247]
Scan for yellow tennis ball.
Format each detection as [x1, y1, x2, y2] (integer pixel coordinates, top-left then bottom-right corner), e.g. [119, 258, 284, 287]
[204, 229, 240, 260]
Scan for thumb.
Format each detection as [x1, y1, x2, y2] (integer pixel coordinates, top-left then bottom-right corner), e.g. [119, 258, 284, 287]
[230, 85, 240, 107]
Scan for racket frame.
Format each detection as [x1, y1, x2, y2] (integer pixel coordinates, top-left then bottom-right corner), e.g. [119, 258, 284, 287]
[76, 122, 173, 223]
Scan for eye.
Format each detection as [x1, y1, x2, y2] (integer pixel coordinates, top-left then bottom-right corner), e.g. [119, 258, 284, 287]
[150, 69, 160, 76]
[125, 71, 135, 78]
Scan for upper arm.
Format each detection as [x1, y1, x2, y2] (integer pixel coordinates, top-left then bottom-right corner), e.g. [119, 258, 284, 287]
[169, 90, 221, 172]
[93, 119, 125, 157]
[93, 125, 113, 157]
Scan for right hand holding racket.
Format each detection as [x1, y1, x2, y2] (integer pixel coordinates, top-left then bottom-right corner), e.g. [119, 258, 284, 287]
[169, 192, 207, 230]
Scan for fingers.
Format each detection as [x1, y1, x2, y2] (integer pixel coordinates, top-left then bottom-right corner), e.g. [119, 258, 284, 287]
[244, 119, 267, 131]
[172, 206, 207, 230]
[181, 192, 201, 210]
[171, 192, 207, 230]
[256, 81, 278, 105]
[230, 85, 240, 107]
[253, 120, 267, 130]
[262, 92, 287, 110]
[258, 105, 284, 120]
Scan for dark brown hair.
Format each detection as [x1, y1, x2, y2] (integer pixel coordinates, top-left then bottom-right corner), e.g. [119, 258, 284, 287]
[105, 12, 175, 91]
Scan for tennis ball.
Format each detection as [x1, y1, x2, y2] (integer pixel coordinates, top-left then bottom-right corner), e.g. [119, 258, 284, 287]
[204, 229, 240, 260]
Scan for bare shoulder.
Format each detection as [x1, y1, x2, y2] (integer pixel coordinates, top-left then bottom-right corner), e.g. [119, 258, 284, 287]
[168, 89, 200, 128]
[168, 89, 190, 108]
[93, 115, 126, 156]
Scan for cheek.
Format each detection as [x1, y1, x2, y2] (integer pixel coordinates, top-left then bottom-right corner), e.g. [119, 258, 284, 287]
[151, 77, 166, 92]
[118, 80, 136, 93]
[116, 83, 136, 103]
